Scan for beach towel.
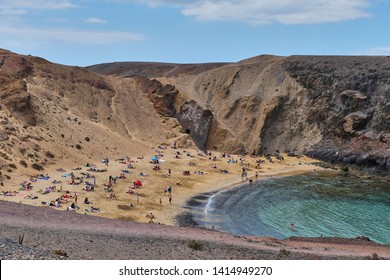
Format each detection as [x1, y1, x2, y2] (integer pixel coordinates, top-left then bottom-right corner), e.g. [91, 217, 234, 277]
[85, 208, 101, 213]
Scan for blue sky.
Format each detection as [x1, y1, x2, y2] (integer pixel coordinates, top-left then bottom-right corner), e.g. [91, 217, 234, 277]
[1, 0, 390, 66]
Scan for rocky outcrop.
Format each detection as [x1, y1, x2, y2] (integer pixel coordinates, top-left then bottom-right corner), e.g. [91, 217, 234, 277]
[280, 56, 390, 171]
[3, 48, 389, 172]
[0, 49, 167, 179]
[134, 76, 177, 117]
[0, 50, 34, 122]
[97, 55, 390, 172]
[176, 100, 213, 150]
[343, 112, 369, 134]
[0, 129, 8, 141]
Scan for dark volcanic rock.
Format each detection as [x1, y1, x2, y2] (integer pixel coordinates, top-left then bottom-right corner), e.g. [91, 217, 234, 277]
[135, 76, 177, 117]
[4, 48, 389, 173]
[92, 55, 390, 172]
[277, 56, 390, 171]
[176, 100, 213, 150]
[343, 112, 369, 134]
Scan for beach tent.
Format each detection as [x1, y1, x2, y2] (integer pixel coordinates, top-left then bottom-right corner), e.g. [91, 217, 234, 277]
[135, 180, 142, 187]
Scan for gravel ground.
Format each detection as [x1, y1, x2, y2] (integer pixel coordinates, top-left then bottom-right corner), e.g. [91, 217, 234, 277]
[1, 201, 389, 260]
[0, 238, 65, 260]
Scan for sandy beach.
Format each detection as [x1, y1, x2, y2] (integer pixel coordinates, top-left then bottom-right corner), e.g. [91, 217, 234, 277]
[0, 148, 324, 226]
[2, 149, 390, 260]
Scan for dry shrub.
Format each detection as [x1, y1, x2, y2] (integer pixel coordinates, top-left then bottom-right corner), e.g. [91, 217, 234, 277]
[45, 151, 55, 158]
[32, 163, 44, 171]
[187, 240, 204, 251]
[117, 205, 132, 211]
[52, 250, 68, 257]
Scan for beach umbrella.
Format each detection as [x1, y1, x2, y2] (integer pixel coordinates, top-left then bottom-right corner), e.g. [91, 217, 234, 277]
[135, 180, 142, 187]
[150, 155, 158, 161]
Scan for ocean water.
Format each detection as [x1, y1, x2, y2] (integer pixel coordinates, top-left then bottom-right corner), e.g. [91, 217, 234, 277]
[193, 174, 390, 244]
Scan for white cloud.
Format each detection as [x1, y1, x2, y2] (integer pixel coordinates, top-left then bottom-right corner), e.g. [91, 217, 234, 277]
[355, 47, 390, 56]
[0, 0, 77, 15]
[86, 17, 108, 24]
[0, 1, 145, 49]
[0, 25, 146, 46]
[132, 0, 372, 25]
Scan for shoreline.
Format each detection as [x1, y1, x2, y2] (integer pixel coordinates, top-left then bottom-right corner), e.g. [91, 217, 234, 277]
[176, 169, 390, 246]
[175, 167, 336, 229]
[2, 152, 390, 260]
[1, 148, 329, 226]
[176, 191, 215, 227]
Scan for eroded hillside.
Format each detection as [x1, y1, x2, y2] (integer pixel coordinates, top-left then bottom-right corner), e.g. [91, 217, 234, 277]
[89, 54, 390, 172]
[0, 49, 192, 183]
[1, 49, 389, 180]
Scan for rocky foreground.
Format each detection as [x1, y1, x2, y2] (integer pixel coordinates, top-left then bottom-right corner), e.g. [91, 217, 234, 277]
[1, 201, 389, 260]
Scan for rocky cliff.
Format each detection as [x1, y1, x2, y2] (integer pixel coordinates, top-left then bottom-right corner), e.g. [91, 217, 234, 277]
[0, 49, 172, 182]
[1, 49, 389, 175]
[282, 56, 390, 171]
[90, 54, 390, 172]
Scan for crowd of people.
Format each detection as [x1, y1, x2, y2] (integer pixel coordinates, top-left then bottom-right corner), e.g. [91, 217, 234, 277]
[1, 144, 292, 224]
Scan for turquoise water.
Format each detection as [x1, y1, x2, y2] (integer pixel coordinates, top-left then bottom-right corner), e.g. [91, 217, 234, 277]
[197, 174, 390, 244]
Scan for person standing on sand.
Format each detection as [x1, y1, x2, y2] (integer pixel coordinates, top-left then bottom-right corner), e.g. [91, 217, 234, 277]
[159, 197, 162, 205]
[74, 193, 78, 205]
[136, 195, 140, 203]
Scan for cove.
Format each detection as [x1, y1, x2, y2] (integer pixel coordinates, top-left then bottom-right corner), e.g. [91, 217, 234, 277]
[188, 174, 390, 245]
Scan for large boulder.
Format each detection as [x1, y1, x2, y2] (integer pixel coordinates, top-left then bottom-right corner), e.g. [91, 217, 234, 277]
[176, 100, 213, 150]
[135, 76, 177, 117]
[343, 112, 369, 134]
